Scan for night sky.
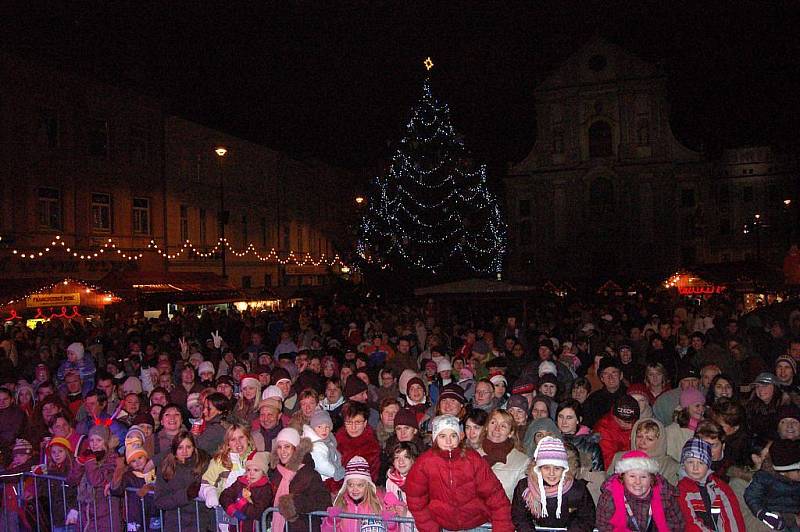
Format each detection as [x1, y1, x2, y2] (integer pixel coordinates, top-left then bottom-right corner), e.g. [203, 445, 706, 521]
[4, 1, 800, 184]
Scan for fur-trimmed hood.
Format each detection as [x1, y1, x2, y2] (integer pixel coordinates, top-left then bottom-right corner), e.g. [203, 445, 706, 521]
[269, 436, 313, 471]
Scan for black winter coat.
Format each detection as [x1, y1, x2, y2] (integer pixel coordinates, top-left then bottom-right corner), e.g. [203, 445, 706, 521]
[511, 477, 595, 532]
[268, 437, 329, 532]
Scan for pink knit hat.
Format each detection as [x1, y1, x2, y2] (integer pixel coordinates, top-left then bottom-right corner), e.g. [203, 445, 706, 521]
[679, 387, 706, 408]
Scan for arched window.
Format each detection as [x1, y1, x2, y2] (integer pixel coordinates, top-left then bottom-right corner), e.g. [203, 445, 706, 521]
[590, 177, 614, 206]
[588, 121, 613, 157]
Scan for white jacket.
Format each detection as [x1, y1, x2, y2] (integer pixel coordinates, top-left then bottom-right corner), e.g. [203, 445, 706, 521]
[302, 425, 345, 481]
[478, 446, 530, 502]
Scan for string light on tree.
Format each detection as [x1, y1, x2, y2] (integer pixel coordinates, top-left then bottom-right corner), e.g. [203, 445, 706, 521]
[358, 59, 506, 277]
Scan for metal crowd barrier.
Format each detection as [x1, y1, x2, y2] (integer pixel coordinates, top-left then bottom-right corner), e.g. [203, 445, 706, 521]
[2, 472, 520, 532]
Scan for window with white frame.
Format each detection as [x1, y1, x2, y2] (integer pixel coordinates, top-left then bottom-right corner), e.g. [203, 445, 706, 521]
[37, 187, 62, 230]
[91, 193, 112, 232]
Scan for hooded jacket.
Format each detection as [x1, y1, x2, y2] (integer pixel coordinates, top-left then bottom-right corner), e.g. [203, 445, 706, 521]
[405, 445, 514, 532]
[593, 413, 633, 470]
[607, 418, 680, 485]
[269, 436, 331, 532]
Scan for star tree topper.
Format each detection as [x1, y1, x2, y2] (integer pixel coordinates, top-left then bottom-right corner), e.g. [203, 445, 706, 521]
[423, 57, 434, 71]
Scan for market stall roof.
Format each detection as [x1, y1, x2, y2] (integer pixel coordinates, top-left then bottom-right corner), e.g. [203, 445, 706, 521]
[99, 271, 243, 305]
[414, 278, 538, 298]
[663, 262, 785, 294]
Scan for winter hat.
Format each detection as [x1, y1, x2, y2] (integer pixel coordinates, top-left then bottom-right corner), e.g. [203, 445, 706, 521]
[186, 393, 201, 410]
[771, 439, 800, 471]
[676, 365, 700, 383]
[613, 395, 640, 422]
[310, 409, 333, 429]
[775, 355, 797, 375]
[259, 396, 283, 413]
[431, 414, 461, 441]
[489, 374, 507, 388]
[344, 455, 373, 484]
[393, 408, 419, 430]
[436, 358, 452, 373]
[122, 377, 143, 396]
[245, 451, 270, 474]
[458, 368, 474, 381]
[615, 450, 659, 474]
[679, 387, 706, 408]
[626, 383, 650, 400]
[538, 373, 558, 389]
[397, 369, 418, 396]
[405, 377, 426, 396]
[506, 394, 529, 414]
[47, 437, 73, 454]
[344, 376, 368, 399]
[753, 372, 780, 386]
[598, 357, 621, 375]
[532, 436, 570, 518]
[132, 413, 155, 428]
[438, 383, 466, 405]
[271, 367, 292, 386]
[680, 437, 711, 468]
[274, 427, 301, 448]
[240, 374, 260, 391]
[125, 443, 149, 464]
[189, 352, 204, 366]
[125, 426, 146, 447]
[66, 342, 85, 359]
[538, 361, 557, 377]
[12, 438, 33, 456]
[262, 385, 284, 400]
[198, 361, 215, 376]
[88, 422, 111, 442]
[512, 374, 537, 395]
[528, 417, 561, 440]
[778, 403, 800, 423]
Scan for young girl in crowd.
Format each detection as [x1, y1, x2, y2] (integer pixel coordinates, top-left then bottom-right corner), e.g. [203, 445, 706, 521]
[31, 437, 77, 530]
[511, 436, 595, 531]
[384, 442, 418, 532]
[219, 451, 274, 532]
[406, 414, 513, 532]
[665, 387, 706, 462]
[595, 450, 684, 531]
[68, 422, 121, 532]
[323, 455, 399, 532]
[154, 430, 210, 532]
[110, 442, 157, 532]
[677, 438, 745, 532]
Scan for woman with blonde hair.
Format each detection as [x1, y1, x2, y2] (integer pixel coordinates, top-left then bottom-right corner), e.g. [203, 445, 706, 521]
[478, 409, 530, 501]
[233, 374, 262, 424]
[198, 422, 256, 508]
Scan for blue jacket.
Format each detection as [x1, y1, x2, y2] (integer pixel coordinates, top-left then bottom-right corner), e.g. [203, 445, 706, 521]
[745, 470, 800, 531]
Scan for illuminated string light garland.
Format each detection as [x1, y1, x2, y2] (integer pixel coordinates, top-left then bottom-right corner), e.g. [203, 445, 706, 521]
[2, 235, 349, 268]
[3, 277, 120, 307]
[358, 74, 506, 275]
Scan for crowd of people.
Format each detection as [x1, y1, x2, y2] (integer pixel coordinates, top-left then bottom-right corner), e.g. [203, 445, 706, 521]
[0, 290, 798, 532]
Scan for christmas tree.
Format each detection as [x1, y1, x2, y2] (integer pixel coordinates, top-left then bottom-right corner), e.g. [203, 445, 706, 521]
[357, 61, 506, 279]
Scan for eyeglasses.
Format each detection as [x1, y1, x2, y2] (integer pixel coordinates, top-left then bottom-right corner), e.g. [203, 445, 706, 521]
[344, 419, 366, 427]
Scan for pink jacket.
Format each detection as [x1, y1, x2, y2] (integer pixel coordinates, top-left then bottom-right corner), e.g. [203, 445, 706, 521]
[321, 491, 399, 532]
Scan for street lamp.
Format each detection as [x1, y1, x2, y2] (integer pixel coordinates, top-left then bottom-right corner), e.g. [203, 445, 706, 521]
[215, 146, 228, 278]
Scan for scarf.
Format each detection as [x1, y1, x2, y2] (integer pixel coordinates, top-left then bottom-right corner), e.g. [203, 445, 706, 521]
[481, 438, 514, 467]
[387, 467, 406, 490]
[688, 416, 701, 432]
[132, 460, 157, 484]
[608, 475, 670, 532]
[272, 463, 298, 532]
[522, 475, 574, 519]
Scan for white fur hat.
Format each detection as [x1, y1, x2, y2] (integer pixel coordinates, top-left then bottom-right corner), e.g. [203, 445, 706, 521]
[615, 450, 659, 475]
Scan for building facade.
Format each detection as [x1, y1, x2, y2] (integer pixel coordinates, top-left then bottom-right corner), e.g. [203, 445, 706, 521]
[0, 51, 354, 292]
[505, 38, 797, 282]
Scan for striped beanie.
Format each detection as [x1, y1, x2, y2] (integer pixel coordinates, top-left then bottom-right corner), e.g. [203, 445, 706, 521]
[680, 437, 711, 468]
[344, 455, 373, 484]
[532, 436, 570, 519]
[13, 438, 33, 456]
[125, 443, 149, 464]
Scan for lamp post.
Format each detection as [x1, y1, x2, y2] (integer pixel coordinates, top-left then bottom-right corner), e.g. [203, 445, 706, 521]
[215, 146, 228, 278]
[754, 213, 762, 262]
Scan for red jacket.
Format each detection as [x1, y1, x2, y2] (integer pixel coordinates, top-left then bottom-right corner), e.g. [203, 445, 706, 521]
[405, 446, 513, 532]
[594, 413, 633, 469]
[334, 425, 381, 487]
[677, 474, 745, 532]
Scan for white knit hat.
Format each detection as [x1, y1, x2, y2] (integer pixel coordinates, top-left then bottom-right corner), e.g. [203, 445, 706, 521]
[261, 384, 284, 400]
[538, 360, 557, 377]
[436, 358, 452, 373]
[274, 427, 301, 448]
[431, 414, 461, 441]
[198, 361, 215, 376]
[67, 342, 84, 359]
[615, 450, 659, 475]
[489, 374, 507, 387]
[532, 436, 570, 519]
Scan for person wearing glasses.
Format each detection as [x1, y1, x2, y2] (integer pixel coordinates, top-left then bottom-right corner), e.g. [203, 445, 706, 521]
[333, 401, 380, 493]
